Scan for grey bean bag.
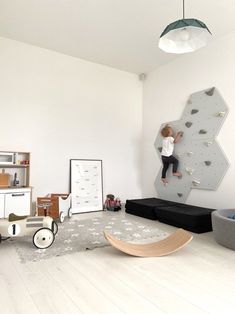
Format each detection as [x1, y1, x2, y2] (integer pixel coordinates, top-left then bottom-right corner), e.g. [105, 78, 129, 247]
[212, 209, 235, 250]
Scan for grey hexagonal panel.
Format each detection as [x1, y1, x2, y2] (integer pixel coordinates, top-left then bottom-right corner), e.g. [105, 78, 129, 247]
[154, 87, 230, 203]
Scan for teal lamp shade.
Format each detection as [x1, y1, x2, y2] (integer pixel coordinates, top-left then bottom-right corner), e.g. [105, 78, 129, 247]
[159, 18, 212, 53]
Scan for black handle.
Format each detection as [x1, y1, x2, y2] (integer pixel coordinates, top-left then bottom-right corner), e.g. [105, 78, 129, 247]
[12, 193, 25, 197]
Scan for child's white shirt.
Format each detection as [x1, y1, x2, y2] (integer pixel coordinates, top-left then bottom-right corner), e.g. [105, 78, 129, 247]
[161, 136, 174, 157]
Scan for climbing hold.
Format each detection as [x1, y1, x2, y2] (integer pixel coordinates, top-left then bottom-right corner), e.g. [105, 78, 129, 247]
[176, 153, 183, 158]
[158, 147, 162, 153]
[185, 122, 192, 128]
[187, 152, 193, 157]
[216, 111, 226, 117]
[187, 98, 192, 105]
[191, 109, 199, 115]
[177, 193, 183, 198]
[192, 180, 200, 186]
[205, 87, 215, 96]
[204, 141, 213, 147]
[205, 161, 212, 166]
[199, 129, 207, 134]
[185, 167, 194, 175]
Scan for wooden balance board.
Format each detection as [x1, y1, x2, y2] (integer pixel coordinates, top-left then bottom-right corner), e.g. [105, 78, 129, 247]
[104, 228, 193, 257]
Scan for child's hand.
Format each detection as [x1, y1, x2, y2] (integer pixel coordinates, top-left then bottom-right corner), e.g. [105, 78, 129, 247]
[174, 131, 183, 143]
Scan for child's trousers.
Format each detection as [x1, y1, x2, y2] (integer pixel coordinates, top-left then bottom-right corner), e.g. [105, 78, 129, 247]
[161, 155, 178, 178]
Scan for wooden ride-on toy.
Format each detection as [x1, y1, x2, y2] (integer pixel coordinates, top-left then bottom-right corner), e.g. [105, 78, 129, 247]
[0, 213, 58, 249]
[37, 193, 72, 223]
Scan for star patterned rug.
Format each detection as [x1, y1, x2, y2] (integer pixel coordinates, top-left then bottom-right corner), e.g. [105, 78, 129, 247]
[8, 212, 169, 263]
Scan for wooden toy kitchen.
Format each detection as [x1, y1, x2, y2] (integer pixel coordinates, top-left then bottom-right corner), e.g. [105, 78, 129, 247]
[0, 151, 32, 218]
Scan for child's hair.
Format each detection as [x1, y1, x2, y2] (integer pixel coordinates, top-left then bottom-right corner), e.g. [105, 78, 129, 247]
[161, 125, 172, 137]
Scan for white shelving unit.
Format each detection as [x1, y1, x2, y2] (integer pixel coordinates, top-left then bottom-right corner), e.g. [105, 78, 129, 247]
[0, 151, 32, 218]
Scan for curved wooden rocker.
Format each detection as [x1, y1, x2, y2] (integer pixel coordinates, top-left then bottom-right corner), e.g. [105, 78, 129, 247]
[104, 228, 193, 257]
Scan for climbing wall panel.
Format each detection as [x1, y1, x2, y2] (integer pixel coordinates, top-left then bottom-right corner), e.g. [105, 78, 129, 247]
[154, 87, 229, 203]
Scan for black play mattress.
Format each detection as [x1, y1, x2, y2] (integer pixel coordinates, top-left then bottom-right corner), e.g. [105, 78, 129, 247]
[125, 198, 215, 233]
[125, 198, 162, 220]
[156, 203, 215, 233]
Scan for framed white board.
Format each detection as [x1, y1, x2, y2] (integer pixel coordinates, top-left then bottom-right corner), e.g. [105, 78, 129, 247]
[70, 159, 103, 213]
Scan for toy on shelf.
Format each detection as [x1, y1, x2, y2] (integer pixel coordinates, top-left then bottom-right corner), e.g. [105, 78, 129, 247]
[0, 169, 10, 187]
[37, 193, 72, 223]
[104, 194, 121, 211]
[0, 213, 58, 249]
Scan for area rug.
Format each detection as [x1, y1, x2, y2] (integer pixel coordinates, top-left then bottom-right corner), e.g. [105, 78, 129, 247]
[9, 213, 169, 263]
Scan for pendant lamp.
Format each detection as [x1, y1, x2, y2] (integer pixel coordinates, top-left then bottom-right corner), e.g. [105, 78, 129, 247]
[159, 0, 212, 54]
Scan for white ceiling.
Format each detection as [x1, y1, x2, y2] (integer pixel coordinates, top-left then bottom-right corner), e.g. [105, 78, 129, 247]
[0, 0, 235, 74]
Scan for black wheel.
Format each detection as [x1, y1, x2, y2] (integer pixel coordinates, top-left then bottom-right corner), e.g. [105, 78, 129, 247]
[52, 221, 58, 235]
[0, 234, 1, 243]
[33, 228, 55, 249]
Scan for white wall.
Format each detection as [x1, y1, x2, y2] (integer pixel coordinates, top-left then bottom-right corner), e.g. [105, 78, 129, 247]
[0, 37, 143, 203]
[142, 32, 235, 209]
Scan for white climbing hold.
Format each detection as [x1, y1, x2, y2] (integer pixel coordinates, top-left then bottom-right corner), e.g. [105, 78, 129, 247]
[185, 167, 194, 175]
[204, 141, 213, 147]
[187, 152, 193, 157]
[192, 180, 200, 186]
[216, 111, 226, 117]
[165, 123, 172, 127]
[176, 153, 183, 158]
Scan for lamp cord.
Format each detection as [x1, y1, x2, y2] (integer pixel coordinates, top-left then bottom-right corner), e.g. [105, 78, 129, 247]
[183, 0, 185, 19]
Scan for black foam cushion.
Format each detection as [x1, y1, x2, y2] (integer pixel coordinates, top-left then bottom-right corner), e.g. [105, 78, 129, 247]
[125, 197, 215, 233]
[125, 198, 161, 220]
[155, 202, 215, 233]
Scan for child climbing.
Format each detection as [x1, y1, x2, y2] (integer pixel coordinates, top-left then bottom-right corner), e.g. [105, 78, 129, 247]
[160, 125, 183, 185]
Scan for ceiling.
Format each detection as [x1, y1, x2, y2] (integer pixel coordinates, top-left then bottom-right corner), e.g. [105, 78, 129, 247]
[0, 0, 235, 74]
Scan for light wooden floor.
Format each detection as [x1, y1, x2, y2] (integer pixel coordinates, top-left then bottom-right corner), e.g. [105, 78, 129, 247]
[1, 210, 235, 314]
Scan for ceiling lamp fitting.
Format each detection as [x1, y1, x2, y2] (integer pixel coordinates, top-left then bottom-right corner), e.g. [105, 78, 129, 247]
[159, 0, 212, 54]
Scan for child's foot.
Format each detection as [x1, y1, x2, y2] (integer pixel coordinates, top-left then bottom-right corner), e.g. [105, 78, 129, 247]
[161, 178, 168, 185]
[173, 172, 182, 179]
